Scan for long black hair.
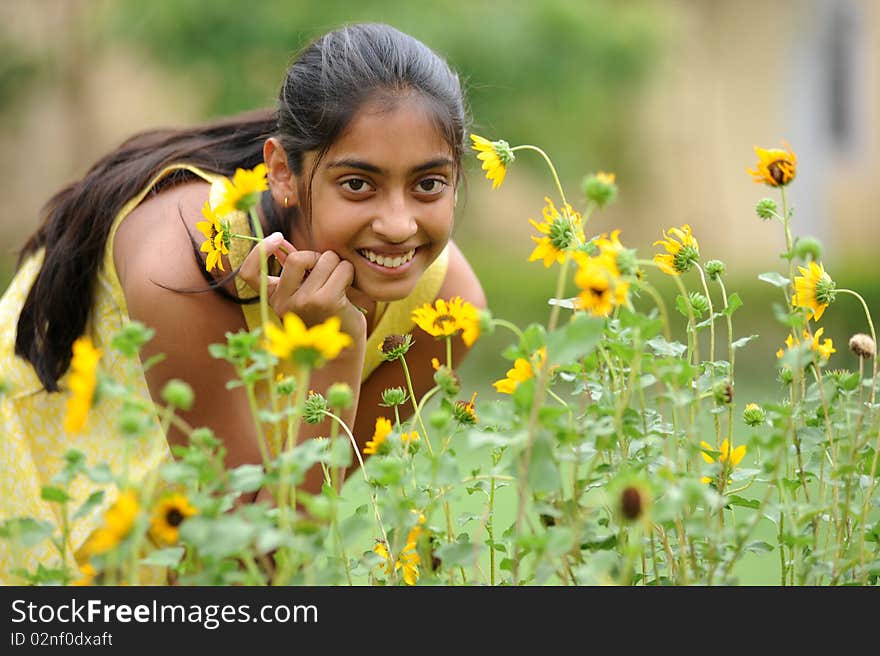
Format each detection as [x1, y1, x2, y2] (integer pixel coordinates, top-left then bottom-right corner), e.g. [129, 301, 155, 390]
[16, 23, 468, 392]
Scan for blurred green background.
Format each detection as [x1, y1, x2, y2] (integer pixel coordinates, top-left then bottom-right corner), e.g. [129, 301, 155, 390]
[2, 0, 879, 584]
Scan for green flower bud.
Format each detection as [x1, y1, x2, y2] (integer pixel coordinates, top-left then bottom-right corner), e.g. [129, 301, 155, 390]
[452, 393, 479, 425]
[755, 198, 778, 220]
[712, 380, 734, 405]
[118, 407, 145, 436]
[275, 374, 297, 396]
[616, 247, 640, 277]
[742, 402, 766, 427]
[434, 365, 461, 397]
[779, 367, 794, 385]
[303, 392, 329, 424]
[380, 386, 408, 407]
[705, 259, 725, 280]
[582, 172, 618, 209]
[792, 236, 823, 262]
[327, 382, 353, 410]
[478, 308, 495, 337]
[161, 379, 194, 411]
[688, 291, 710, 318]
[492, 139, 516, 166]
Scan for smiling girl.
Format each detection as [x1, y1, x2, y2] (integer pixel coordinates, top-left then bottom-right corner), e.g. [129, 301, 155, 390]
[0, 23, 485, 574]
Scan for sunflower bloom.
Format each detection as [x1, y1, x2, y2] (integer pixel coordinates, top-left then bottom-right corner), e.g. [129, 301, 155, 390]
[493, 347, 547, 394]
[653, 225, 700, 275]
[82, 490, 140, 556]
[470, 134, 515, 190]
[364, 417, 392, 455]
[150, 494, 198, 545]
[700, 439, 747, 485]
[748, 143, 797, 187]
[213, 164, 269, 216]
[595, 229, 639, 277]
[528, 197, 584, 267]
[792, 261, 836, 321]
[196, 201, 230, 272]
[776, 327, 835, 362]
[400, 431, 420, 445]
[411, 297, 480, 346]
[264, 313, 353, 368]
[373, 513, 425, 585]
[63, 336, 101, 433]
[573, 254, 630, 317]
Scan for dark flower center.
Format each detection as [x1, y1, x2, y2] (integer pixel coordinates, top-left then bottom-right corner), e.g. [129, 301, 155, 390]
[166, 508, 185, 527]
[621, 486, 643, 520]
[433, 314, 456, 329]
[768, 160, 789, 185]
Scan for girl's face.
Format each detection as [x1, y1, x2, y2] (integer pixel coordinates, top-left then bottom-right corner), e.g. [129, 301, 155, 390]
[293, 95, 456, 302]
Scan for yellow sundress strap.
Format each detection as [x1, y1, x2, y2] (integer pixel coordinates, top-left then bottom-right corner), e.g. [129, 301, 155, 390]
[103, 163, 221, 317]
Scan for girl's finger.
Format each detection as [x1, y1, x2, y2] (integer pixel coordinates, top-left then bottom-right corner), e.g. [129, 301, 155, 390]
[298, 250, 341, 296]
[271, 237, 297, 267]
[238, 232, 287, 293]
[320, 259, 355, 300]
[274, 250, 321, 301]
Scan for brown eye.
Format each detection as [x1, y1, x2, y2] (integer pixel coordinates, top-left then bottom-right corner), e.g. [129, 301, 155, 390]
[416, 178, 446, 194]
[341, 178, 373, 193]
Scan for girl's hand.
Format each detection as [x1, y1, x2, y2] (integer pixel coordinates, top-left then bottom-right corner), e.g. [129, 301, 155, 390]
[238, 232, 367, 340]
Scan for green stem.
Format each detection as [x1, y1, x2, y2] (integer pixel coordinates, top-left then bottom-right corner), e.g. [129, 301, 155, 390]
[510, 144, 568, 207]
[399, 355, 434, 456]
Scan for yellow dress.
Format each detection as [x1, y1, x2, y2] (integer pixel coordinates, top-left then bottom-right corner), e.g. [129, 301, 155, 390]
[0, 163, 448, 583]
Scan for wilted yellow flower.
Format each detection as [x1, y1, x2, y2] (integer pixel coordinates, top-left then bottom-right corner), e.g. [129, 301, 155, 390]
[264, 313, 353, 368]
[700, 439, 747, 484]
[400, 430, 420, 445]
[213, 164, 268, 216]
[453, 392, 479, 425]
[364, 417, 392, 455]
[573, 254, 630, 317]
[528, 197, 584, 267]
[411, 297, 480, 347]
[470, 134, 515, 190]
[776, 327, 836, 362]
[748, 143, 797, 187]
[82, 490, 140, 556]
[63, 336, 101, 434]
[196, 201, 230, 272]
[792, 261, 836, 321]
[595, 230, 640, 278]
[653, 225, 700, 275]
[493, 347, 546, 394]
[150, 494, 198, 545]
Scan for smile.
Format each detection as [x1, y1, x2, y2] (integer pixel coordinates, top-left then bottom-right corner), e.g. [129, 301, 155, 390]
[357, 248, 417, 269]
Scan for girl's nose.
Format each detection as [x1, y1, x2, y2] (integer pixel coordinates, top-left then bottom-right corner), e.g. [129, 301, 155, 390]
[371, 196, 418, 243]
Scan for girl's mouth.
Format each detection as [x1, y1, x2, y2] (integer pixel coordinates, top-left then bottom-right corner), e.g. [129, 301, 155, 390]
[357, 247, 418, 272]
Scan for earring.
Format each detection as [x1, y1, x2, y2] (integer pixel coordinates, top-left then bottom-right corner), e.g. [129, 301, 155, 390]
[283, 196, 289, 208]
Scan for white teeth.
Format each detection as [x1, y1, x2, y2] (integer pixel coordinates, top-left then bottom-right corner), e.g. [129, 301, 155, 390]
[360, 249, 415, 268]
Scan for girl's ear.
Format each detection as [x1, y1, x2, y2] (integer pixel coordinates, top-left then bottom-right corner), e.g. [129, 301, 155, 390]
[263, 137, 298, 208]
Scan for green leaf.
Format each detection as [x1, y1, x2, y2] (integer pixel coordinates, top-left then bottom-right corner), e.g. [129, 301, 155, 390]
[434, 451, 461, 487]
[724, 292, 743, 316]
[73, 491, 105, 521]
[228, 464, 266, 493]
[0, 518, 55, 548]
[731, 334, 760, 351]
[85, 463, 114, 484]
[744, 541, 774, 554]
[758, 272, 790, 288]
[727, 495, 760, 509]
[40, 486, 70, 504]
[339, 513, 371, 550]
[435, 539, 483, 568]
[546, 312, 604, 366]
[140, 547, 185, 567]
[646, 336, 687, 358]
[527, 434, 560, 493]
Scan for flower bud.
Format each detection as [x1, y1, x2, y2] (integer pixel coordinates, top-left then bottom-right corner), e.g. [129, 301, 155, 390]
[582, 172, 618, 209]
[478, 308, 496, 337]
[161, 379, 194, 411]
[327, 383, 353, 410]
[452, 392, 478, 425]
[303, 392, 329, 424]
[688, 291, 710, 318]
[275, 374, 297, 396]
[713, 380, 734, 404]
[380, 386, 408, 407]
[849, 333, 876, 360]
[379, 333, 413, 361]
[743, 402, 766, 427]
[792, 236, 823, 262]
[434, 365, 461, 397]
[705, 259, 725, 280]
[755, 198, 778, 220]
[620, 486, 644, 521]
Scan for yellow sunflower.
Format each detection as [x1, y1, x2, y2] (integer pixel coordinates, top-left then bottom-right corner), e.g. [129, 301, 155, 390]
[776, 327, 835, 362]
[528, 197, 584, 267]
[411, 297, 480, 346]
[364, 417, 392, 455]
[150, 493, 198, 545]
[493, 347, 547, 394]
[595, 229, 639, 278]
[792, 261, 836, 321]
[470, 134, 515, 190]
[747, 143, 797, 187]
[63, 336, 101, 434]
[573, 254, 630, 317]
[653, 225, 700, 276]
[196, 201, 230, 272]
[264, 313, 353, 368]
[700, 439, 747, 484]
[452, 392, 479, 424]
[82, 490, 140, 556]
[213, 163, 269, 216]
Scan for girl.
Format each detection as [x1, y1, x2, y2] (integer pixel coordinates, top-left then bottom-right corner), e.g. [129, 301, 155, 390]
[0, 23, 485, 578]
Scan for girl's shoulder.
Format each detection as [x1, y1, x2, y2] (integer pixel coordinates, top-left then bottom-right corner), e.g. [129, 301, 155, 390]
[437, 240, 487, 310]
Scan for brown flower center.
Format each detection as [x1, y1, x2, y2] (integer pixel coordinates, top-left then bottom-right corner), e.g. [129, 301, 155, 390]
[621, 486, 643, 520]
[768, 160, 788, 184]
[165, 508, 185, 527]
[433, 314, 456, 329]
